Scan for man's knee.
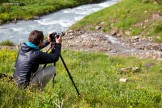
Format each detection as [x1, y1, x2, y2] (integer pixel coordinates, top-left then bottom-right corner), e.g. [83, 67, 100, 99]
[46, 65, 56, 75]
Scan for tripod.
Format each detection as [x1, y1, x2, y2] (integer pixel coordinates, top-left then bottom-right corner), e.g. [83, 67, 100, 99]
[43, 44, 81, 98]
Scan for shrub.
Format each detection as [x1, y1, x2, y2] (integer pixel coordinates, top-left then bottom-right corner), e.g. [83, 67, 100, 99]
[0, 13, 10, 21]
[0, 40, 15, 46]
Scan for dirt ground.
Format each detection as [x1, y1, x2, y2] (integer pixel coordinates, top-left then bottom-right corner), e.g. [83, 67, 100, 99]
[62, 30, 162, 60]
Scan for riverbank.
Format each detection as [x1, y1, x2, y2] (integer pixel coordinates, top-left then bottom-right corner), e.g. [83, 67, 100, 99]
[0, 0, 103, 25]
[64, 0, 162, 60]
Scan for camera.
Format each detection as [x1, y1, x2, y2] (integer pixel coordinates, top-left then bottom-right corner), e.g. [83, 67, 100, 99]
[50, 32, 65, 42]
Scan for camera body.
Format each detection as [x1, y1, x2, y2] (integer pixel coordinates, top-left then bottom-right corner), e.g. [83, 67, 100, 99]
[50, 32, 64, 42]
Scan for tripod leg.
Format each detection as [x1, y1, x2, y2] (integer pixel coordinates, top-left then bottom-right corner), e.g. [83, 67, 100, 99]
[52, 62, 56, 88]
[52, 73, 56, 88]
[59, 55, 81, 98]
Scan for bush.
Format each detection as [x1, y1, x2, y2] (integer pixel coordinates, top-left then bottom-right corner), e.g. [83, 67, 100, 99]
[0, 13, 10, 21]
[0, 40, 15, 46]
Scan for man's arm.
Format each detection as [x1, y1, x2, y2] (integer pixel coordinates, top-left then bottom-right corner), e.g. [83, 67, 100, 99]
[39, 40, 50, 49]
[37, 43, 61, 64]
[37, 36, 62, 64]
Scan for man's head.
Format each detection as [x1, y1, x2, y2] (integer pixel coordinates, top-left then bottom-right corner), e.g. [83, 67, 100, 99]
[28, 30, 44, 46]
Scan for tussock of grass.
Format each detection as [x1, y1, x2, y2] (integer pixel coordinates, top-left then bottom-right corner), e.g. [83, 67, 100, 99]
[0, 49, 161, 107]
[0, 40, 15, 46]
[70, 0, 162, 41]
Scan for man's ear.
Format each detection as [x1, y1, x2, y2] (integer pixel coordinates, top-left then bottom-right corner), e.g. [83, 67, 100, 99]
[39, 39, 43, 44]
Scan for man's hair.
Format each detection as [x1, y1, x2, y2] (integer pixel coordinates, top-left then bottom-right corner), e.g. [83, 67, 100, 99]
[28, 30, 44, 45]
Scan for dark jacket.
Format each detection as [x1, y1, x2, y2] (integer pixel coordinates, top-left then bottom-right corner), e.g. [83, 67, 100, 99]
[13, 41, 61, 84]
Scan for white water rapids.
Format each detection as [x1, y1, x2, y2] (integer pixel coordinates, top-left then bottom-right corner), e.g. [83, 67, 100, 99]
[0, 0, 118, 44]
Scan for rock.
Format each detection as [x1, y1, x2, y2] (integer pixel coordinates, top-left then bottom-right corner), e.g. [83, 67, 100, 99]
[67, 30, 74, 35]
[69, 33, 74, 36]
[125, 31, 131, 36]
[142, 63, 155, 67]
[110, 50, 117, 53]
[100, 22, 105, 25]
[12, 18, 17, 23]
[144, 43, 160, 50]
[33, 16, 40, 20]
[95, 25, 102, 30]
[120, 67, 132, 74]
[131, 36, 140, 42]
[144, 19, 149, 23]
[151, 13, 162, 20]
[132, 67, 141, 73]
[120, 68, 125, 74]
[119, 78, 127, 82]
[116, 32, 123, 37]
[110, 29, 119, 36]
[67, 30, 73, 33]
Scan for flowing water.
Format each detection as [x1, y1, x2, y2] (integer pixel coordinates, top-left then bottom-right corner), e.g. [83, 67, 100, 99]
[0, 0, 118, 44]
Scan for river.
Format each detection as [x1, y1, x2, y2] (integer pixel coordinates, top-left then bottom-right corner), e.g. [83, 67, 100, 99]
[0, 0, 118, 44]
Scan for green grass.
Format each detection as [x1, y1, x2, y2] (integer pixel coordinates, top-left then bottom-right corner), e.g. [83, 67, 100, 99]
[0, 0, 103, 24]
[0, 0, 162, 107]
[70, 0, 162, 41]
[0, 48, 162, 107]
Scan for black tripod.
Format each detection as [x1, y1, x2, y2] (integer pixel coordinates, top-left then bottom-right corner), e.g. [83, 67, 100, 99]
[43, 44, 81, 98]
[59, 54, 81, 97]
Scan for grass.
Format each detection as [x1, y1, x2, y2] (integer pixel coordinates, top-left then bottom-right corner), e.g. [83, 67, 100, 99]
[70, 0, 162, 41]
[0, 0, 162, 107]
[0, 0, 103, 24]
[0, 48, 161, 107]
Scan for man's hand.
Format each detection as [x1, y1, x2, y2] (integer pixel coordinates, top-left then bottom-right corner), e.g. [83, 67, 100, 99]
[55, 36, 62, 44]
[48, 33, 52, 43]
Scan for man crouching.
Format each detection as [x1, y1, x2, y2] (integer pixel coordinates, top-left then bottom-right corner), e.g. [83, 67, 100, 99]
[13, 30, 62, 89]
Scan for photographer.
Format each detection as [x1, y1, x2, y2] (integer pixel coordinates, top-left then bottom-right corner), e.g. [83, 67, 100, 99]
[13, 30, 62, 89]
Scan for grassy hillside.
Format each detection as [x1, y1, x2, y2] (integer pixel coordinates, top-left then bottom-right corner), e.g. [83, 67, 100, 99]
[70, 0, 162, 41]
[0, 48, 161, 107]
[0, 0, 102, 24]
